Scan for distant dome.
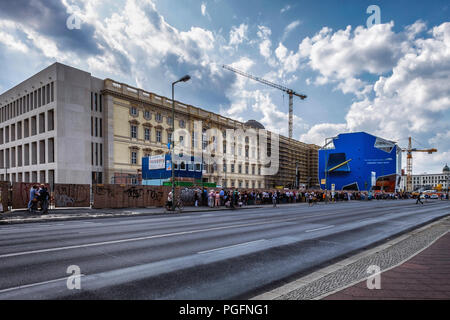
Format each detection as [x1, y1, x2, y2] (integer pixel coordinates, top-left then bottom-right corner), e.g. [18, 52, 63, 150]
[245, 119, 265, 130]
[443, 164, 450, 173]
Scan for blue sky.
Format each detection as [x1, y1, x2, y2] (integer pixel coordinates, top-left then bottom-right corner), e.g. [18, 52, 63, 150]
[0, 0, 449, 174]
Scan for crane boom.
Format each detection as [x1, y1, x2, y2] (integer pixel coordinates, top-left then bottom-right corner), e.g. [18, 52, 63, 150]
[222, 65, 307, 99]
[401, 137, 437, 192]
[222, 64, 307, 139]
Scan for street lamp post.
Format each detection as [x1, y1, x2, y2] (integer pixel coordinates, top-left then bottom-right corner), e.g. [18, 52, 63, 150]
[171, 75, 191, 211]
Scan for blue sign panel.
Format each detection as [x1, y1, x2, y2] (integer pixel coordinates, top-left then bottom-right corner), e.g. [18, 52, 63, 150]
[142, 154, 203, 180]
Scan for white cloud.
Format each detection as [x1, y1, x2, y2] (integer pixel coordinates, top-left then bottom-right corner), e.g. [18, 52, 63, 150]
[201, 3, 207, 16]
[299, 22, 408, 96]
[300, 21, 450, 173]
[200, 2, 211, 20]
[280, 5, 291, 13]
[300, 123, 348, 146]
[256, 25, 277, 66]
[274, 42, 302, 76]
[229, 23, 248, 46]
[282, 20, 301, 41]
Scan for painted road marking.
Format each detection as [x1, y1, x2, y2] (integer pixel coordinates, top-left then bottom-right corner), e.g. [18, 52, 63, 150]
[0, 275, 84, 294]
[305, 225, 335, 233]
[0, 217, 300, 259]
[198, 239, 266, 254]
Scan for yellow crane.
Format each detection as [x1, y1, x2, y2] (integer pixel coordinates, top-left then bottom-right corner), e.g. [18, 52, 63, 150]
[402, 137, 437, 192]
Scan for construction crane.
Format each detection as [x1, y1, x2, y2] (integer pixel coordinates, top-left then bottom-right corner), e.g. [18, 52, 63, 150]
[222, 64, 307, 139]
[402, 137, 437, 192]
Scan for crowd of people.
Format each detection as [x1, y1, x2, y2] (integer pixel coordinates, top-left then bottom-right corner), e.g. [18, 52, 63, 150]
[27, 184, 50, 214]
[179, 188, 448, 209]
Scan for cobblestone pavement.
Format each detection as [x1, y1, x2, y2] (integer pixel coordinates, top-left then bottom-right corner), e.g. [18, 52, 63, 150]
[324, 227, 450, 299]
[275, 217, 450, 300]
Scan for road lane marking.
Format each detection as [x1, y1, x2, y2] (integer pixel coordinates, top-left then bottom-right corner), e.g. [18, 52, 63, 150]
[0, 275, 84, 294]
[198, 239, 266, 254]
[305, 225, 335, 233]
[0, 218, 300, 259]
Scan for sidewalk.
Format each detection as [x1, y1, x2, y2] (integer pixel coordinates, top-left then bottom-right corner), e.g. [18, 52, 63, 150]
[323, 231, 450, 300]
[0, 201, 311, 225]
[251, 215, 450, 300]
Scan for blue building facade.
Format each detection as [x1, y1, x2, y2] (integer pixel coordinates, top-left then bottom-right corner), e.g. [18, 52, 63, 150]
[318, 132, 402, 191]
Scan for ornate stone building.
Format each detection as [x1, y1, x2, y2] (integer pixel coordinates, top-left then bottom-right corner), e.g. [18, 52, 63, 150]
[0, 62, 319, 188]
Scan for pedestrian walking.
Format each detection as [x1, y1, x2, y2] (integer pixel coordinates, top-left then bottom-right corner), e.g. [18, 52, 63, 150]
[27, 185, 39, 214]
[272, 192, 277, 207]
[166, 191, 173, 210]
[308, 192, 313, 207]
[416, 192, 424, 205]
[215, 191, 220, 207]
[194, 191, 199, 207]
[38, 184, 49, 214]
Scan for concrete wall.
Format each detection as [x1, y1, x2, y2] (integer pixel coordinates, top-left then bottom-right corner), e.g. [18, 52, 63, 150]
[55, 63, 95, 184]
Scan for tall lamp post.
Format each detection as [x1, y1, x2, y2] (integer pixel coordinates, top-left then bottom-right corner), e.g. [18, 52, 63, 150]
[171, 75, 191, 210]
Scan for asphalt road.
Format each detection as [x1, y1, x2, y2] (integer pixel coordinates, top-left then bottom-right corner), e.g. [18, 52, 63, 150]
[0, 200, 449, 299]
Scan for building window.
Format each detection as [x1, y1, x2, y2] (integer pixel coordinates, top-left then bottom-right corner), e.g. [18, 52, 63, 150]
[245, 165, 249, 174]
[100, 143, 103, 166]
[156, 113, 162, 122]
[156, 130, 162, 143]
[131, 125, 137, 138]
[167, 117, 173, 125]
[231, 164, 235, 173]
[48, 109, 54, 131]
[238, 164, 242, 174]
[48, 138, 54, 163]
[179, 135, 184, 146]
[179, 119, 185, 128]
[202, 132, 208, 150]
[144, 110, 151, 119]
[223, 162, 227, 172]
[144, 128, 150, 141]
[131, 151, 137, 164]
[131, 107, 138, 116]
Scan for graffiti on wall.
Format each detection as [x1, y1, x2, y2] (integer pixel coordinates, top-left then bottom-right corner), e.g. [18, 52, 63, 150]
[54, 184, 90, 207]
[93, 184, 165, 208]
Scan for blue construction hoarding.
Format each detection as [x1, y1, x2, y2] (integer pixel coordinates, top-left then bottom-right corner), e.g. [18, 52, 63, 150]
[142, 154, 203, 185]
[318, 132, 402, 191]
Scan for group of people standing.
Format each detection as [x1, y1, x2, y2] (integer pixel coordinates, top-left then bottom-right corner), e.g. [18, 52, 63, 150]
[192, 189, 299, 208]
[27, 184, 49, 214]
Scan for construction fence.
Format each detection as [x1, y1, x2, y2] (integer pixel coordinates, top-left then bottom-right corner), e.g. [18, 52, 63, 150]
[0, 182, 171, 211]
[0, 181, 308, 212]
